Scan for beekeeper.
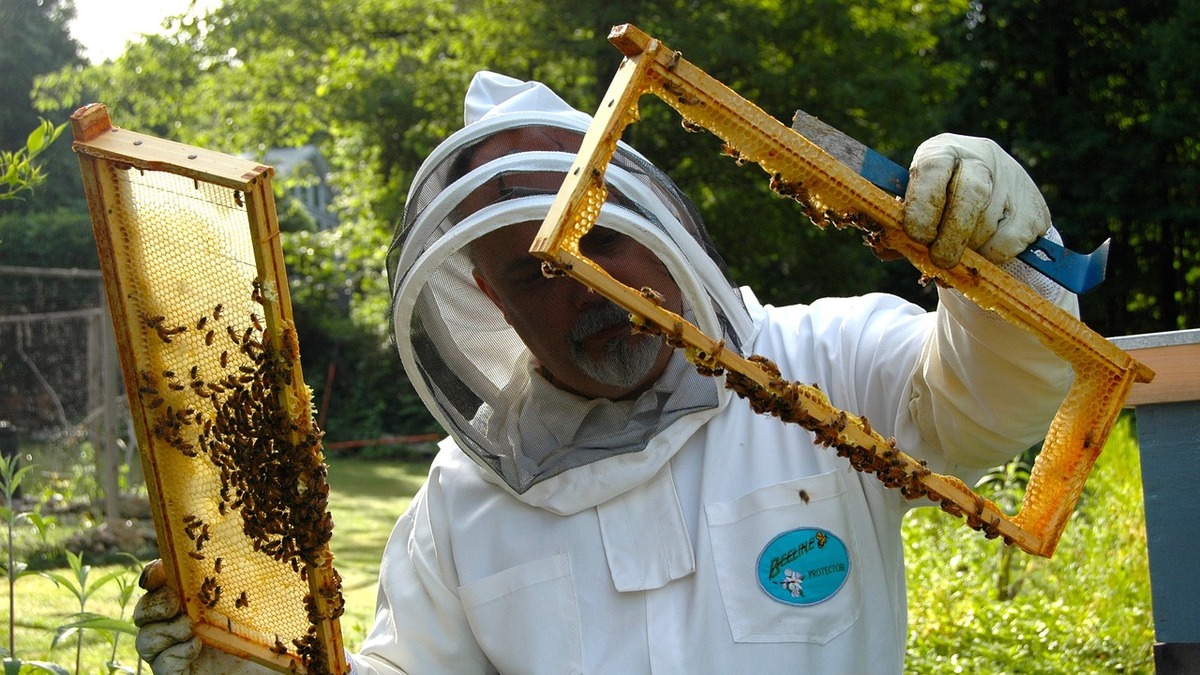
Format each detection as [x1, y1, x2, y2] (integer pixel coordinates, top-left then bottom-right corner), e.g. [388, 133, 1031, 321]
[134, 71, 1076, 674]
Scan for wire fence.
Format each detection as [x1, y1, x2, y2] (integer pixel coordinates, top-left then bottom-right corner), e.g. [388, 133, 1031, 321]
[0, 264, 138, 514]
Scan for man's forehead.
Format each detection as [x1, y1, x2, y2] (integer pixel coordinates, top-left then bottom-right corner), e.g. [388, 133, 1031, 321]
[471, 222, 542, 273]
[467, 126, 583, 171]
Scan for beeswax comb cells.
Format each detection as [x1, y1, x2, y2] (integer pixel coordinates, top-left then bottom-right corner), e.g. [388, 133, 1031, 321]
[532, 24, 1154, 558]
[71, 104, 348, 674]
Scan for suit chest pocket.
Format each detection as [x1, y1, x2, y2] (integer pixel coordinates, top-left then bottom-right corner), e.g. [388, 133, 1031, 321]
[458, 553, 583, 675]
[705, 470, 864, 644]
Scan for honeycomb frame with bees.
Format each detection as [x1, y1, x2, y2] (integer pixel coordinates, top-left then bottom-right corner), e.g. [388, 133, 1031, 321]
[71, 103, 347, 674]
[530, 24, 1155, 558]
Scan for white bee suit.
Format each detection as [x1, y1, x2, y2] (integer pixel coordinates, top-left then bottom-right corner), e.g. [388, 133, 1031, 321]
[357, 71, 1076, 674]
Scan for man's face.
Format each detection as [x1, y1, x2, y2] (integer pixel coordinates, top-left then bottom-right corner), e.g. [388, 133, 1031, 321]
[471, 221, 683, 401]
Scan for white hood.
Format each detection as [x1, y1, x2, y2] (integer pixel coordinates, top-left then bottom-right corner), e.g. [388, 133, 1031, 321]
[387, 71, 753, 510]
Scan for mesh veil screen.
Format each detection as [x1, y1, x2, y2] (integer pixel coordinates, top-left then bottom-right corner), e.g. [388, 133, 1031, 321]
[72, 104, 347, 674]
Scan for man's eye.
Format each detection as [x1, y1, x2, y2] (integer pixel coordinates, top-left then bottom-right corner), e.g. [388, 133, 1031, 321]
[582, 229, 622, 256]
[509, 265, 544, 282]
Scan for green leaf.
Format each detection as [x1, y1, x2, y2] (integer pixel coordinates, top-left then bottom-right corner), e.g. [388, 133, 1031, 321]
[3, 658, 71, 675]
[24, 512, 57, 542]
[39, 571, 85, 604]
[57, 612, 138, 637]
[25, 125, 47, 155]
[86, 569, 127, 596]
[49, 626, 79, 648]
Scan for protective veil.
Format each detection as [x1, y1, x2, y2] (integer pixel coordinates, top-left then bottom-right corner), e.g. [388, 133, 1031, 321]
[388, 71, 753, 502]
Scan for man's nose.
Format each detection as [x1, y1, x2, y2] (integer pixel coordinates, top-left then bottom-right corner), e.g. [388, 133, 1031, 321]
[563, 274, 603, 311]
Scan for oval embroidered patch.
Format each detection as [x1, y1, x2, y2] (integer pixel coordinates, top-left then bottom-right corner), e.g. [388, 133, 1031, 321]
[756, 527, 850, 606]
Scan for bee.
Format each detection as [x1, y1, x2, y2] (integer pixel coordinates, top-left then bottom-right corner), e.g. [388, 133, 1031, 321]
[639, 286, 665, 306]
[235, 591, 249, 609]
[187, 550, 205, 560]
[190, 365, 199, 380]
[271, 636, 288, 655]
[205, 329, 215, 346]
[196, 316, 208, 331]
[860, 416, 873, 437]
[213, 303, 224, 320]
[250, 313, 263, 332]
[148, 397, 164, 409]
[280, 327, 300, 362]
[214, 557, 223, 573]
[720, 143, 746, 165]
[233, 190, 244, 208]
[219, 350, 229, 369]
[798, 489, 810, 505]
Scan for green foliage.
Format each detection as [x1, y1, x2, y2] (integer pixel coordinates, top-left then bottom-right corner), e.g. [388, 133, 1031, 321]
[3, 455, 74, 675]
[0, 207, 97, 269]
[0, 120, 66, 202]
[905, 416, 1153, 673]
[4, 454, 143, 673]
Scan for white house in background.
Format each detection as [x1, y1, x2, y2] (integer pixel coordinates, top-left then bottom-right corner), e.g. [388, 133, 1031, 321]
[262, 145, 338, 230]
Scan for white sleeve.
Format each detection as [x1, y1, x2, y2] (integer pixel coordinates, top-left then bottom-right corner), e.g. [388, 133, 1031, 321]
[347, 484, 494, 675]
[907, 272, 1078, 473]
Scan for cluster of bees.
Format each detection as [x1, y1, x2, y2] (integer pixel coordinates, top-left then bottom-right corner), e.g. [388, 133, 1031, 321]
[767, 172, 871, 234]
[138, 280, 343, 674]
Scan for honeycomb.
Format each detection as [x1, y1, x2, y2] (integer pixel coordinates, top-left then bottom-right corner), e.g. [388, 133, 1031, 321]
[71, 104, 347, 674]
[531, 25, 1154, 557]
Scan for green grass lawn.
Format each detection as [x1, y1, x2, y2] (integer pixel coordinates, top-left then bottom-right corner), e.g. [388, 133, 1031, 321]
[3, 419, 1154, 673]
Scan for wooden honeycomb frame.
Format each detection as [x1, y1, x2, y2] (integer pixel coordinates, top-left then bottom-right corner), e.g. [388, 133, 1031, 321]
[71, 104, 348, 674]
[531, 24, 1155, 557]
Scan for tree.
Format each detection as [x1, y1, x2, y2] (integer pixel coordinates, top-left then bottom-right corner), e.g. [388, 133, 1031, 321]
[0, 0, 85, 211]
[936, 0, 1199, 334]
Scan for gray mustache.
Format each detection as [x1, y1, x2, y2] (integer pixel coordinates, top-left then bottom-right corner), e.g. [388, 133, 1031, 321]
[566, 301, 630, 346]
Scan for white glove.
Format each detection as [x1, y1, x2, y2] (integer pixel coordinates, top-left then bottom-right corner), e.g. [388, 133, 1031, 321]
[133, 560, 274, 675]
[903, 133, 1051, 269]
